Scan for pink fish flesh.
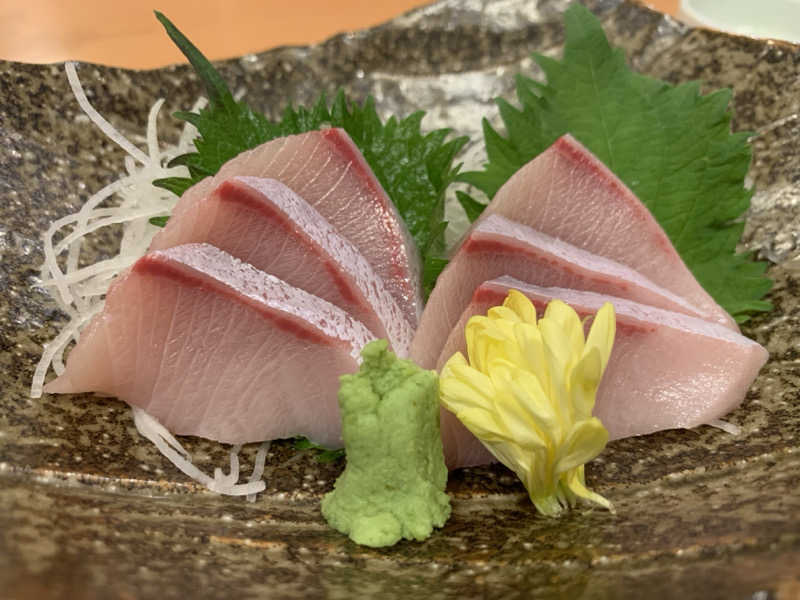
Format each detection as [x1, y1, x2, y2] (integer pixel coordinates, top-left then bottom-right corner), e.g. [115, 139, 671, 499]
[163, 128, 422, 326]
[410, 213, 707, 370]
[439, 276, 768, 469]
[44, 243, 376, 448]
[482, 134, 736, 329]
[149, 176, 412, 356]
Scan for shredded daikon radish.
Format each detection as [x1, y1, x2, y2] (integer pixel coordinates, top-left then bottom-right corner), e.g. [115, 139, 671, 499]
[247, 442, 271, 502]
[707, 418, 741, 436]
[214, 445, 242, 489]
[32, 64, 272, 501]
[65, 62, 151, 165]
[132, 408, 266, 497]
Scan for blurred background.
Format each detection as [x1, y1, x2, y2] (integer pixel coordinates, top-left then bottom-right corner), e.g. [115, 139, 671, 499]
[0, 0, 677, 68]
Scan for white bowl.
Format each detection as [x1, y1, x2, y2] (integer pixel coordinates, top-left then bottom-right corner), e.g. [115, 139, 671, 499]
[677, 0, 800, 43]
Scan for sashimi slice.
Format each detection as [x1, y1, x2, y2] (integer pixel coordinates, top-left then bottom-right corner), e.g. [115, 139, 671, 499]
[44, 243, 376, 448]
[482, 134, 736, 329]
[410, 213, 707, 370]
[163, 128, 422, 326]
[149, 176, 412, 356]
[439, 276, 768, 469]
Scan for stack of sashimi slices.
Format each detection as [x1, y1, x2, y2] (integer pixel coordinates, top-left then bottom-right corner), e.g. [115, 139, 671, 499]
[44, 129, 768, 471]
[45, 128, 421, 451]
[411, 134, 768, 468]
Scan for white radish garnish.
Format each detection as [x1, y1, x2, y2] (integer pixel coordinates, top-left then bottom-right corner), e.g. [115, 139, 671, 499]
[132, 408, 266, 497]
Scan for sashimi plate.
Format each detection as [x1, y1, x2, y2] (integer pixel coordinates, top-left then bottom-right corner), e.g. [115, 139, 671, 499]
[1, 1, 800, 597]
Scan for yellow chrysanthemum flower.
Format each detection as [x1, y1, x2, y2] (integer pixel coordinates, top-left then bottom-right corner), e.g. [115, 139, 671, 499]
[439, 290, 616, 516]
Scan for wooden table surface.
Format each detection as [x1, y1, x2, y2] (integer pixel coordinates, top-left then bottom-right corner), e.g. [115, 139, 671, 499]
[0, 0, 678, 69]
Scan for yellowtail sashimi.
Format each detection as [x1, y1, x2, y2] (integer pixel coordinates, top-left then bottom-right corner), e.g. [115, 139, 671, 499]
[45, 243, 375, 449]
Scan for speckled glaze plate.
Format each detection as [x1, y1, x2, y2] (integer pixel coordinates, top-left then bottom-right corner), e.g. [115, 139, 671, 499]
[2, 1, 799, 598]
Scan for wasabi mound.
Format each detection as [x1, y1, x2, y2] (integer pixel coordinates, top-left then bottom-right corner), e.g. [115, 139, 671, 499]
[321, 340, 451, 547]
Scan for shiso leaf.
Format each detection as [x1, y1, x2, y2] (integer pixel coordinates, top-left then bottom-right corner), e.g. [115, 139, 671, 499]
[152, 12, 468, 297]
[293, 437, 345, 463]
[455, 190, 487, 223]
[148, 216, 169, 227]
[459, 3, 771, 323]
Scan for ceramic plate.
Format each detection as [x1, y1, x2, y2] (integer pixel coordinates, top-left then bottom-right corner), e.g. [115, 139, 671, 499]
[1, 1, 799, 597]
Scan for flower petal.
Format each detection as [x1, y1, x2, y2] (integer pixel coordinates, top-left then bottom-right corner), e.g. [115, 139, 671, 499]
[440, 354, 495, 412]
[543, 299, 585, 358]
[539, 326, 572, 433]
[538, 317, 574, 379]
[514, 321, 549, 387]
[465, 316, 492, 372]
[497, 381, 549, 450]
[584, 302, 616, 370]
[563, 468, 613, 512]
[569, 346, 603, 420]
[454, 407, 508, 442]
[504, 289, 537, 324]
[487, 305, 524, 324]
[554, 418, 608, 475]
[505, 367, 557, 445]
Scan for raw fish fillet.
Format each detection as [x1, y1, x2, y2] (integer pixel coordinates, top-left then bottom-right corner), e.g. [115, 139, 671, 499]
[439, 276, 768, 469]
[410, 213, 706, 370]
[44, 243, 376, 448]
[482, 134, 736, 329]
[164, 128, 422, 326]
[149, 176, 412, 356]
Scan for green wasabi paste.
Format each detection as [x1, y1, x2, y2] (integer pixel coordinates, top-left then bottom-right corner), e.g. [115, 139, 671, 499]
[321, 340, 451, 547]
